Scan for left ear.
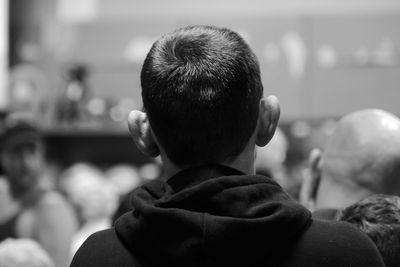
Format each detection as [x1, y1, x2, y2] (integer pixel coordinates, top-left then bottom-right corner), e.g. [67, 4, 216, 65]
[256, 96, 280, 147]
[127, 110, 160, 158]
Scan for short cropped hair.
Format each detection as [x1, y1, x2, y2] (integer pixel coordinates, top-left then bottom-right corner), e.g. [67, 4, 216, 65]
[141, 25, 263, 166]
[338, 194, 400, 267]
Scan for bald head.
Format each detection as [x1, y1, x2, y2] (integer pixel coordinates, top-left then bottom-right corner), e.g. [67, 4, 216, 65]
[322, 109, 400, 194]
[302, 109, 400, 211]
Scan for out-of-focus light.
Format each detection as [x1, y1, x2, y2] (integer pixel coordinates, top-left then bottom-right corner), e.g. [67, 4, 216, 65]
[354, 46, 370, 65]
[87, 97, 106, 116]
[57, 0, 98, 23]
[381, 117, 400, 131]
[281, 32, 307, 79]
[263, 43, 281, 64]
[109, 106, 125, 122]
[140, 163, 161, 180]
[317, 45, 337, 69]
[0, 0, 8, 110]
[291, 120, 311, 138]
[373, 37, 398, 66]
[123, 37, 154, 63]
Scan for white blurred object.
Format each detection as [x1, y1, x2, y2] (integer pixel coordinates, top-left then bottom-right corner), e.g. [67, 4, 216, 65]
[256, 127, 288, 171]
[60, 163, 119, 257]
[123, 37, 155, 63]
[57, 0, 98, 23]
[0, 0, 8, 110]
[263, 43, 281, 64]
[8, 63, 49, 122]
[291, 120, 311, 139]
[59, 163, 102, 195]
[109, 98, 138, 123]
[86, 97, 106, 116]
[317, 45, 338, 69]
[139, 163, 162, 181]
[281, 32, 307, 79]
[354, 46, 370, 65]
[372, 37, 398, 66]
[0, 238, 54, 267]
[256, 127, 289, 188]
[60, 163, 118, 221]
[105, 164, 142, 196]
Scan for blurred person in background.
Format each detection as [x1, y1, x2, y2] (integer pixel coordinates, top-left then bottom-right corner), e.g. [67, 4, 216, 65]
[105, 164, 143, 198]
[300, 109, 400, 220]
[110, 161, 162, 223]
[59, 163, 119, 257]
[71, 25, 384, 267]
[337, 194, 400, 267]
[0, 238, 54, 267]
[0, 120, 78, 267]
[255, 127, 301, 199]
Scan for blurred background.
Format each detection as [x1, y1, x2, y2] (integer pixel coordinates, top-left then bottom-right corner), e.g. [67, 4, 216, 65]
[0, 1, 400, 265]
[0, 0, 398, 167]
[2, 0, 400, 172]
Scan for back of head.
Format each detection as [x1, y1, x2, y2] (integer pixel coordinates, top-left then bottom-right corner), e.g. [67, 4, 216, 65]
[338, 194, 400, 267]
[141, 25, 263, 166]
[322, 109, 400, 195]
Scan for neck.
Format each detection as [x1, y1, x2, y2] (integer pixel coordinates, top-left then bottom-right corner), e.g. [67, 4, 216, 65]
[160, 142, 256, 180]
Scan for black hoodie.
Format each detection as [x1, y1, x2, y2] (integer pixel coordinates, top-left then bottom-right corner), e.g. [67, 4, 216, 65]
[71, 165, 384, 267]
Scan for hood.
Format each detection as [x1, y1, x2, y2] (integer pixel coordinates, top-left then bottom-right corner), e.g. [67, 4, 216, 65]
[115, 165, 311, 266]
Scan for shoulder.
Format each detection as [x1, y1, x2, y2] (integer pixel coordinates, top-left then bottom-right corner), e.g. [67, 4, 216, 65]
[70, 228, 143, 267]
[16, 190, 77, 239]
[284, 219, 384, 267]
[34, 191, 77, 226]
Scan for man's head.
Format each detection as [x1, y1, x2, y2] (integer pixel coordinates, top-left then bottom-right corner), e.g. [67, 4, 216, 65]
[129, 25, 280, 172]
[301, 109, 400, 210]
[337, 194, 400, 267]
[0, 121, 44, 198]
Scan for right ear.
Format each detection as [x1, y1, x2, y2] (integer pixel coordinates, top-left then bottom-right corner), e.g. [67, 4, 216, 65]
[299, 148, 322, 211]
[127, 110, 160, 158]
[256, 96, 280, 147]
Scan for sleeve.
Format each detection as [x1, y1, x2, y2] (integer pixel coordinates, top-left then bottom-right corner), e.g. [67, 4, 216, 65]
[285, 220, 385, 267]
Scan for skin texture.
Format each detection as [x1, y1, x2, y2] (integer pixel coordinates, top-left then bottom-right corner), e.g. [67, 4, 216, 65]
[128, 96, 281, 180]
[301, 109, 400, 211]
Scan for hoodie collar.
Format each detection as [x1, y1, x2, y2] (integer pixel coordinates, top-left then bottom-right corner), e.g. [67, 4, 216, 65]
[167, 164, 244, 192]
[115, 165, 312, 267]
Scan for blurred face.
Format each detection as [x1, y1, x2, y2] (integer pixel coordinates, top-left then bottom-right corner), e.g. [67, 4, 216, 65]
[1, 142, 44, 197]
